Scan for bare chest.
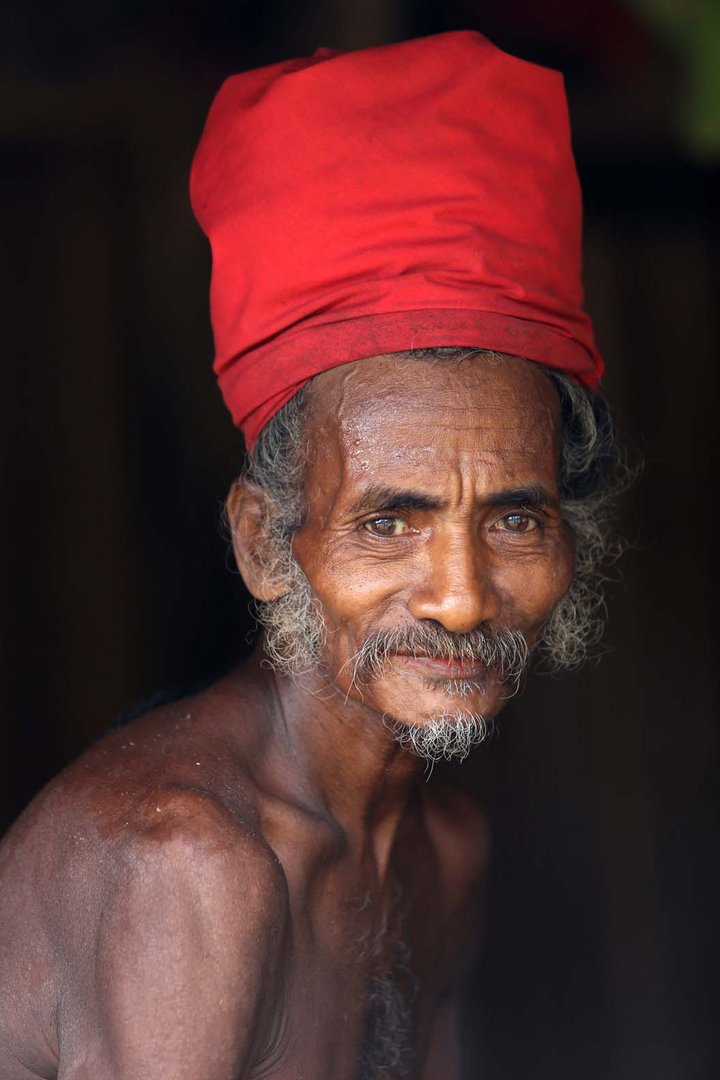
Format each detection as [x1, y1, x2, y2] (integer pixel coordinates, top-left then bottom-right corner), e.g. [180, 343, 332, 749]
[251, 862, 466, 1080]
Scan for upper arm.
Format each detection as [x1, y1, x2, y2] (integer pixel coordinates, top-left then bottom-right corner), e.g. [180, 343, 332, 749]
[58, 790, 289, 1080]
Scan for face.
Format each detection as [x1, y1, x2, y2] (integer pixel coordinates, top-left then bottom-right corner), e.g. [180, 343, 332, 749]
[286, 353, 574, 729]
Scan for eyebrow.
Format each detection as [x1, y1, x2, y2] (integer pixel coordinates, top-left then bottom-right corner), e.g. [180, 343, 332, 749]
[487, 485, 557, 511]
[347, 483, 557, 516]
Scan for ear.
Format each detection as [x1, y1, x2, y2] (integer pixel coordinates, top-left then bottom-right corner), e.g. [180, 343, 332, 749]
[225, 479, 289, 602]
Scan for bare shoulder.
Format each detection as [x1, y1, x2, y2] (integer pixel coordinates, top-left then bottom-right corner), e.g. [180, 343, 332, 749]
[0, 679, 290, 1076]
[2, 680, 285, 902]
[69, 777, 290, 922]
[58, 783, 289, 1075]
[51, 776, 291, 994]
[5, 685, 290, 940]
[66, 777, 291, 987]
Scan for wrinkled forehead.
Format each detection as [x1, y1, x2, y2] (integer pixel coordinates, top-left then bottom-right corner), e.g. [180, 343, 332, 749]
[302, 353, 562, 487]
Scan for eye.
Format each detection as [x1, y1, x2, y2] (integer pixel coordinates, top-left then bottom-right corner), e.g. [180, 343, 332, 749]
[497, 512, 539, 534]
[363, 516, 409, 537]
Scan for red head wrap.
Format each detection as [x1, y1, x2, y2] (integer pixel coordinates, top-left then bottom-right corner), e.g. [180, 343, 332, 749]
[190, 31, 603, 448]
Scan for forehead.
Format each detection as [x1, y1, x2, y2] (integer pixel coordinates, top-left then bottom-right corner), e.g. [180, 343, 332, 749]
[302, 353, 562, 501]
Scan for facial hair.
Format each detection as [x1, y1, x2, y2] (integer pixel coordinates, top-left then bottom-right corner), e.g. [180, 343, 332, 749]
[257, 552, 530, 763]
[347, 623, 529, 690]
[346, 623, 529, 763]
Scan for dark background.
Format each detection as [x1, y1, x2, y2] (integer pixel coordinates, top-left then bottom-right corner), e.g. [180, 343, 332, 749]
[2, 2, 718, 1077]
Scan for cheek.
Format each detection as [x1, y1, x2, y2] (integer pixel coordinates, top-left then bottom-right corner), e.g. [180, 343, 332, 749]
[293, 535, 401, 635]
[498, 545, 575, 632]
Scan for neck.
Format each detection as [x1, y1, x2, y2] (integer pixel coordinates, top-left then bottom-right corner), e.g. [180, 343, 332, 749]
[246, 647, 427, 876]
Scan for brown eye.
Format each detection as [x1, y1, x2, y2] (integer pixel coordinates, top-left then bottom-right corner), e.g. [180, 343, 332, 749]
[499, 513, 538, 533]
[364, 517, 408, 537]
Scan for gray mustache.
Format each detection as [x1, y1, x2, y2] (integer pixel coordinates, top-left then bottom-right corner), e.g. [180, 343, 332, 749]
[350, 624, 530, 685]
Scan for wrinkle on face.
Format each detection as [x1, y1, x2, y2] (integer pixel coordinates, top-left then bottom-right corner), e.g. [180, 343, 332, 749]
[290, 352, 572, 728]
[300, 353, 562, 533]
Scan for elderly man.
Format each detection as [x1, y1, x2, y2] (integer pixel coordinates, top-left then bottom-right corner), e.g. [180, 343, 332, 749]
[0, 31, 619, 1080]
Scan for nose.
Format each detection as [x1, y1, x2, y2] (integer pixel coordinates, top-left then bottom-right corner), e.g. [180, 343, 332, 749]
[407, 529, 502, 634]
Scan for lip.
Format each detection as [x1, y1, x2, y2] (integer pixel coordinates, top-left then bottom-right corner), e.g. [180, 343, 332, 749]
[391, 653, 489, 679]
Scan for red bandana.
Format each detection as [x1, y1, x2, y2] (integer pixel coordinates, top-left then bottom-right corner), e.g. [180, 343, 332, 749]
[191, 31, 603, 448]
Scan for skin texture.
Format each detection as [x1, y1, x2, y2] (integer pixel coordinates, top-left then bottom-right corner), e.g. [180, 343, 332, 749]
[0, 354, 573, 1079]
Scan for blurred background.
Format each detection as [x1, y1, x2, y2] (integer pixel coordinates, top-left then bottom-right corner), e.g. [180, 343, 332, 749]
[1, 1, 718, 1077]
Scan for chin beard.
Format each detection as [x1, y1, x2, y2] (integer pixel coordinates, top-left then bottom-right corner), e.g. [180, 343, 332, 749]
[254, 553, 522, 765]
[384, 710, 493, 764]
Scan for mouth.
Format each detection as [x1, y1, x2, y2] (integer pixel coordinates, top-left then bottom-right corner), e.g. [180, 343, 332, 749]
[391, 653, 491, 681]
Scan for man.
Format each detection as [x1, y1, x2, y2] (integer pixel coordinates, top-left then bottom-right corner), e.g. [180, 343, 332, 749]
[0, 31, 620, 1079]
